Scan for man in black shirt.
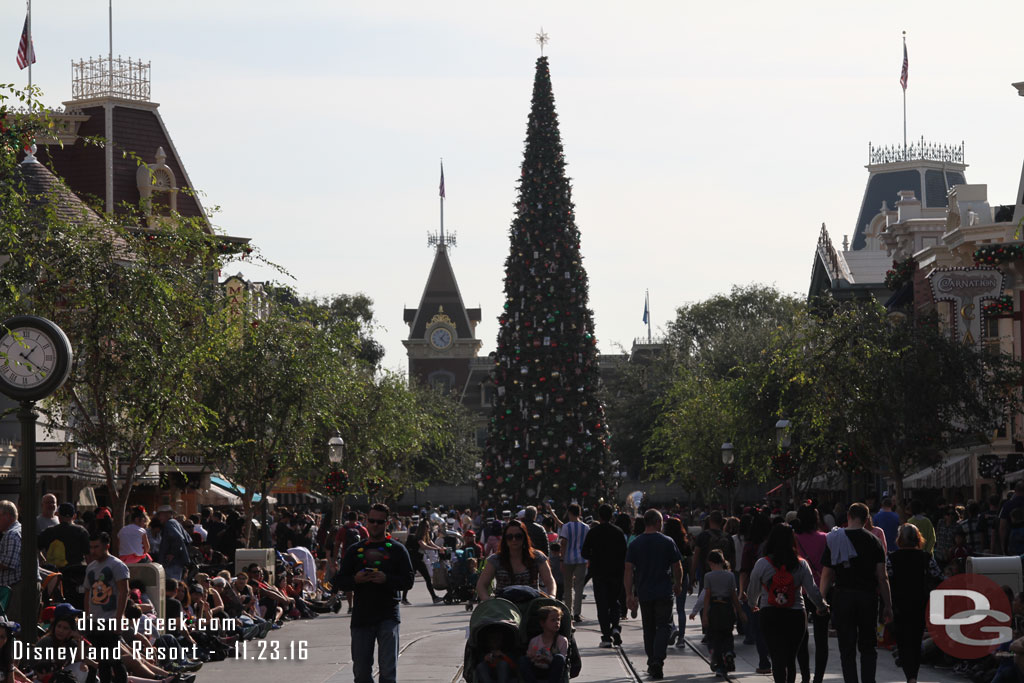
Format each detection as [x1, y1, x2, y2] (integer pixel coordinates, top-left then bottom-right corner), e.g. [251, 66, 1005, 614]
[38, 502, 91, 608]
[337, 503, 414, 683]
[820, 502, 893, 683]
[523, 505, 549, 556]
[581, 503, 627, 648]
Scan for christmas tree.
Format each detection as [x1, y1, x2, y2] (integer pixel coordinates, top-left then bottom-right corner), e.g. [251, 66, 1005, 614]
[483, 56, 615, 508]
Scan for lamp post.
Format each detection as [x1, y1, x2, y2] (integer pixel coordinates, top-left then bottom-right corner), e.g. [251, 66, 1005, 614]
[775, 419, 794, 506]
[328, 431, 345, 522]
[721, 441, 735, 514]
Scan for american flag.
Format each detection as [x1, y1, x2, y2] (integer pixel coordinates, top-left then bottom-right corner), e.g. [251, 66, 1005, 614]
[900, 42, 908, 91]
[439, 161, 445, 199]
[16, 14, 35, 71]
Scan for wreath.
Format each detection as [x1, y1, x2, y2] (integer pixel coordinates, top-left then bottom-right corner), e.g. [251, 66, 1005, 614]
[323, 468, 349, 496]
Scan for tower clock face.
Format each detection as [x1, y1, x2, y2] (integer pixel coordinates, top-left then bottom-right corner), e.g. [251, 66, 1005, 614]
[429, 326, 453, 349]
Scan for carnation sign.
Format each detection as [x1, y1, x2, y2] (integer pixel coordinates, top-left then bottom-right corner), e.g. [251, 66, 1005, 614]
[928, 267, 1005, 346]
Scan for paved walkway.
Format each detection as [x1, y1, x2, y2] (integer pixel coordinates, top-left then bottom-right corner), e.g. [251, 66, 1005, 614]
[200, 583, 966, 682]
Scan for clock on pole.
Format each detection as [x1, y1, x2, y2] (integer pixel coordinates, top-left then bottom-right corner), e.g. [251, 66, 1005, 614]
[0, 315, 73, 638]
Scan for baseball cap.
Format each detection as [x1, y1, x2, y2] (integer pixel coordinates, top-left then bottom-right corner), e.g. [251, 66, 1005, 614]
[53, 603, 84, 621]
[57, 502, 75, 517]
[95, 507, 111, 520]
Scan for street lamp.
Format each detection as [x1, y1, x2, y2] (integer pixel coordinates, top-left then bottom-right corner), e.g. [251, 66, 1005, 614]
[721, 442, 735, 513]
[328, 431, 346, 525]
[775, 419, 792, 448]
[328, 431, 345, 464]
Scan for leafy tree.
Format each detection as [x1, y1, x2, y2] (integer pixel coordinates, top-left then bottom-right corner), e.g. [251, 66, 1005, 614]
[200, 293, 359, 544]
[770, 301, 1024, 509]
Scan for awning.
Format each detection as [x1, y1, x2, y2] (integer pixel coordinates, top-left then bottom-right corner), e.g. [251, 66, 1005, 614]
[903, 453, 973, 489]
[274, 492, 328, 506]
[198, 485, 242, 506]
[1006, 469, 1024, 484]
[210, 475, 275, 505]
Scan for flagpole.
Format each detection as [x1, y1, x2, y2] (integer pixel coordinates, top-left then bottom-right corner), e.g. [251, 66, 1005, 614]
[439, 159, 445, 246]
[26, 0, 31, 106]
[109, 0, 114, 93]
[902, 31, 907, 156]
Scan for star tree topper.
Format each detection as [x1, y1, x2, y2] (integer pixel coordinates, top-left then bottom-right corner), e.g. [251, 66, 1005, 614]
[535, 28, 549, 55]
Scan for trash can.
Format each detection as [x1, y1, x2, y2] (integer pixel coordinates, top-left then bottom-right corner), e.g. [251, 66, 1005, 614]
[235, 548, 276, 585]
[128, 562, 166, 621]
[966, 556, 1023, 594]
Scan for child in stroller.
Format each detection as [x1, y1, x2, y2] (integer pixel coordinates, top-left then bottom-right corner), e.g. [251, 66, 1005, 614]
[445, 549, 478, 609]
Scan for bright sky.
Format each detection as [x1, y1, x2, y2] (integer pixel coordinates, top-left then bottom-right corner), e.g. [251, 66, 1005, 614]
[12, 2, 1024, 372]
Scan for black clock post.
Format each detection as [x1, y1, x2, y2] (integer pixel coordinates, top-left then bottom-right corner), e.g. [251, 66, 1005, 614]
[0, 315, 73, 638]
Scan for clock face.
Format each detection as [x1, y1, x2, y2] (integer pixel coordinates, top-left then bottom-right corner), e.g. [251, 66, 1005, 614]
[429, 327, 453, 349]
[0, 326, 60, 389]
[0, 316, 73, 401]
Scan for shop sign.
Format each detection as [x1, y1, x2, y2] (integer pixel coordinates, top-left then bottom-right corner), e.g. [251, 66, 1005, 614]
[928, 266, 1005, 346]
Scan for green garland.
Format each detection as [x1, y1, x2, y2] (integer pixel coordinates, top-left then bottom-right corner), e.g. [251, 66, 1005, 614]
[323, 468, 349, 496]
[884, 258, 916, 290]
[983, 295, 1014, 317]
[974, 244, 1024, 266]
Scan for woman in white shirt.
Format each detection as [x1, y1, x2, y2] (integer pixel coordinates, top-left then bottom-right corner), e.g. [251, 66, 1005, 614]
[118, 507, 152, 563]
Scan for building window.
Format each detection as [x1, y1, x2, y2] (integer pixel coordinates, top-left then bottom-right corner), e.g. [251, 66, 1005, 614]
[476, 427, 488, 448]
[983, 317, 1001, 357]
[428, 370, 456, 395]
[481, 383, 495, 407]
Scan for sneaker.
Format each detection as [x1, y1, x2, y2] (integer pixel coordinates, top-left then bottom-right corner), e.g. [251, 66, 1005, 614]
[611, 628, 622, 646]
[599, 638, 613, 649]
[646, 665, 664, 680]
[667, 626, 678, 646]
[675, 638, 687, 650]
[756, 665, 772, 674]
[400, 599, 411, 606]
[347, 606, 353, 614]
[332, 598, 342, 614]
[715, 668, 728, 678]
[724, 652, 735, 672]
[432, 596, 444, 604]
[573, 614, 582, 623]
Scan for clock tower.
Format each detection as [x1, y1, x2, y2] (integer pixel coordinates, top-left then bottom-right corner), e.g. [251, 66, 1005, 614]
[403, 235, 482, 395]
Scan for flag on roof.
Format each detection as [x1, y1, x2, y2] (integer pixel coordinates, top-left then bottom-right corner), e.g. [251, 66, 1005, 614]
[439, 161, 445, 199]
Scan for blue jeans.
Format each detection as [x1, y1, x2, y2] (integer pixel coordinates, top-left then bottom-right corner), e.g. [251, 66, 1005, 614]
[351, 619, 399, 683]
[517, 654, 565, 682]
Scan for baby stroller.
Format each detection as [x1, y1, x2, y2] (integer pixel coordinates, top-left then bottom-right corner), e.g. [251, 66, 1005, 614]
[444, 549, 478, 609]
[464, 587, 582, 682]
[463, 598, 523, 683]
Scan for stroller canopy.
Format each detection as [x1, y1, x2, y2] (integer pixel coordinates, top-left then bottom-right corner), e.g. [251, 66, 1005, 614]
[468, 598, 521, 648]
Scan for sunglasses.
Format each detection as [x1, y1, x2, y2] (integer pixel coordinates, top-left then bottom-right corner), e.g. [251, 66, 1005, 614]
[505, 533, 525, 540]
[367, 518, 387, 525]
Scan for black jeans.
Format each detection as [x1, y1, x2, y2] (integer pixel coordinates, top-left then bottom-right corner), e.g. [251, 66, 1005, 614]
[892, 613, 924, 682]
[797, 602, 831, 683]
[831, 588, 879, 683]
[592, 577, 620, 639]
[760, 607, 806, 683]
[639, 597, 673, 668]
[404, 558, 436, 600]
[87, 629, 127, 683]
[707, 627, 734, 671]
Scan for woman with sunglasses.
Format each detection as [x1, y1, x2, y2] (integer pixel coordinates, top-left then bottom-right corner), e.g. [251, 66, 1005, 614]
[476, 520, 556, 601]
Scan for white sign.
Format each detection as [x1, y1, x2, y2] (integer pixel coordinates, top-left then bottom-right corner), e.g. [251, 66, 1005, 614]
[928, 267, 1005, 346]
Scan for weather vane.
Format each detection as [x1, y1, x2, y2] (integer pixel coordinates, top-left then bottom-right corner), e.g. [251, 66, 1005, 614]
[535, 28, 549, 56]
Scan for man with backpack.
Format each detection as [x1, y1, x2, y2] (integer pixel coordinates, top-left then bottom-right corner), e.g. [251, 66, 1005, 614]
[39, 503, 91, 605]
[820, 502, 892, 683]
[692, 510, 734, 591]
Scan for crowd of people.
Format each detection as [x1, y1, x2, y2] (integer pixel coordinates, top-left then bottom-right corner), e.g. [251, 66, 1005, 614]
[6, 486, 1024, 683]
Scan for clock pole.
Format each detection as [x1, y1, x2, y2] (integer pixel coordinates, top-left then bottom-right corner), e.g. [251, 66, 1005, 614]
[18, 399, 39, 638]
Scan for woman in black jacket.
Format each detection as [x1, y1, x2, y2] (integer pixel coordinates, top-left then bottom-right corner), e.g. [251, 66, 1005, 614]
[886, 523, 942, 683]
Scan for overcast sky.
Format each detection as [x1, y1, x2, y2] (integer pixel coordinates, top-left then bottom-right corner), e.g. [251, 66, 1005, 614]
[11, 2, 1024, 371]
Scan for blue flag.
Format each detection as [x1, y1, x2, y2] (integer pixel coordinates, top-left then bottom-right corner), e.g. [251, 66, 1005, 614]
[642, 296, 649, 325]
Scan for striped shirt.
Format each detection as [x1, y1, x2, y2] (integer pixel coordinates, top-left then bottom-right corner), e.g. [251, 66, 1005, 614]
[558, 520, 589, 565]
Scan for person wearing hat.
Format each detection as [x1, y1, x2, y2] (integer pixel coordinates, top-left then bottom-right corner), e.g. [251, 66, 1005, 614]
[155, 505, 190, 581]
[0, 618, 29, 683]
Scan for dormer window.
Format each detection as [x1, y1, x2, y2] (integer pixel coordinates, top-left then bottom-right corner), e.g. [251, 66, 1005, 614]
[136, 146, 178, 220]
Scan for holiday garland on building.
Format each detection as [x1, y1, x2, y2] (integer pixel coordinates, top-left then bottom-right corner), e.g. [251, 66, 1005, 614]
[482, 57, 615, 506]
[884, 257, 916, 290]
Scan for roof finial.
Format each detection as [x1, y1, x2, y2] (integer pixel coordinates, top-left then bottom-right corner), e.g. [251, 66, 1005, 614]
[21, 143, 38, 164]
[535, 28, 549, 56]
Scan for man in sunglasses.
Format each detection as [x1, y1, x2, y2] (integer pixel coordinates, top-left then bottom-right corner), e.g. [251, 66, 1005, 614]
[336, 503, 415, 683]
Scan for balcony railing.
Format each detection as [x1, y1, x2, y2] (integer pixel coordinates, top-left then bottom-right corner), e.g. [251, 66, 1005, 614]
[71, 56, 151, 102]
[868, 138, 964, 165]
